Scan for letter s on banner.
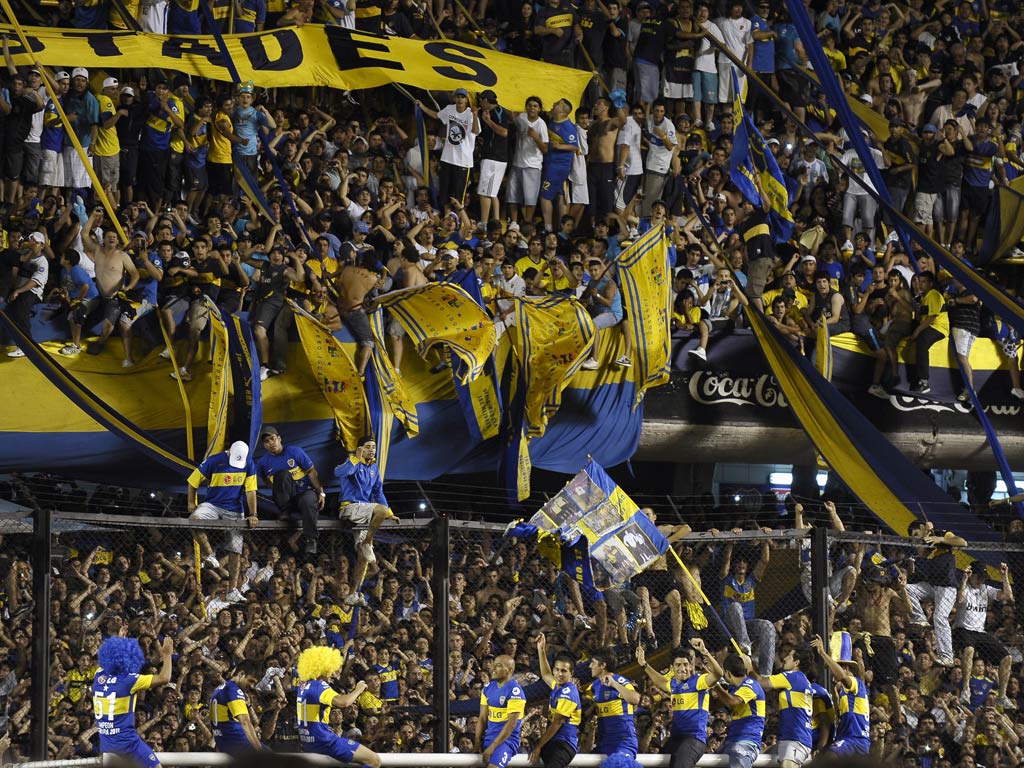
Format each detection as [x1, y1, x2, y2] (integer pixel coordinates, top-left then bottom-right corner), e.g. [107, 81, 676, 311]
[424, 42, 498, 87]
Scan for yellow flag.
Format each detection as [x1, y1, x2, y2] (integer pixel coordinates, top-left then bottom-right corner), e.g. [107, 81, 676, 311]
[375, 283, 497, 385]
[514, 295, 595, 439]
[616, 224, 672, 407]
[292, 304, 368, 452]
[205, 298, 230, 460]
[368, 309, 419, 437]
[0, 25, 590, 112]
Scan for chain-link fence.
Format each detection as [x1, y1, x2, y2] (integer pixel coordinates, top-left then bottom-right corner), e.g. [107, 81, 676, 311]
[0, 510, 34, 764]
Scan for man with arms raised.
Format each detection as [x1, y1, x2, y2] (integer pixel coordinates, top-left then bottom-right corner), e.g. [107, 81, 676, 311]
[531, 634, 582, 768]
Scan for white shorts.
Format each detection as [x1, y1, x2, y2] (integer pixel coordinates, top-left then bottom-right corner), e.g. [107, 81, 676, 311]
[569, 174, 589, 206]
[40, 149, 65, 188]
[506, 165, 541, 206]
[663, 80, 693, 100]
[338, 501, 377, 526]
[191, 503, 244, 554]
[777, 740, 811, 766]
[952, 327, 976, 357]
[477, 158, 508, 198]
[63, 146, 93, 189]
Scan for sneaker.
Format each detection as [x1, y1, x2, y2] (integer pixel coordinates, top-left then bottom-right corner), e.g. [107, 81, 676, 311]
[739, 642, 752, 656]
[60, 343, 82, 356]
[914, 380, 930, 393]
[122, 359, 135, 368]
[268, 367, 285, 377]
[909, 619, 931, 628]
[868, 384, 889, 399]
[358, 542, 377, 564]
[6, 348, 24, 358]
[1011, 388, 1024, 401]
[355, 530, 368, 547]
[997, 695, 1017, 710]
[574, 614, 593, 630]
[170, 366, 192, 382]
[688, 346, 707, 361]
[259, 366, 269, 381]
[614, 355, 632, 368]
[706, 121, 716, 132]
[957, 389, 970, 402]
[935, 656, 955, 668]
[960, 688, 972, 704]
[580, 357, 599, 370]
[159, 347, 172, 359]
[204, 554, 221, 570]
[343, 592, 370, 608]
[226, 589, 245, 604]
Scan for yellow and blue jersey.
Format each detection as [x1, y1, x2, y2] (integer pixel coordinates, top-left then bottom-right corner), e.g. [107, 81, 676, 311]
[211, 681, 251, 753]
[93, 669, 153, 748]
[187, 452, 258, 514]
[372, 661, 401, 702]
[722, 575, 758, 621]
[811, 682, 835, 747]
[591, 674, 638, 754]
[726, 677, 766, 745]
[296, 679, 337, 745]
[835, 676, 870, 742]
[668, 673, 712, 741]
[481, 678, 526, 751]
[257, 446, 316, 494]
[547, 680, 581, 750]
[334, 456, 387, 506]
[769, 670, 813, 746]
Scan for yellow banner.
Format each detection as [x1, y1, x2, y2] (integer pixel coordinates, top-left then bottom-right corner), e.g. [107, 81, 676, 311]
[0, 24, 589, 110]
[205, 298, 230, 460]
[368, 309, 419, 438]
[376, 283, 497, 385]
[292, 304, 368, 452]
[616, 225, 671, 407]
[515, 296, 595, 439]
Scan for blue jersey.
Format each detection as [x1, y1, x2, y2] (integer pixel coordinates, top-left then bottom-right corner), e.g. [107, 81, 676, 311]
[968, 675, 996, 709]
[545, 118, 579, 169]
[964, 140, 998, 188]
[296, 679, 339, 745]
[257, 445, 316, 493]
[811, 682, 835, 747]
[751, 15, 775, 72]
[74, 0, 110, 29]
[93, 669, 153, 749]
[591, 674, 638, 755]
[132, 252, 163, 306]
[211, 681, 252, 753]
[65, 264, 99, 301]
[232, 105, 271, 157]
[669, 674, 712, 741]
[187, 451, 258, 514]
[41, 99, 65, 153]
[722, 574, 758, 621]
[835, 676, 870, 742]
[481, 678, 526, 751]
[334, 457, 387, 505]
[548, 681, 582, 750]
[372, 662, 401, 702]
[726, 677, 766, 745]
[769, 670, 812, 746]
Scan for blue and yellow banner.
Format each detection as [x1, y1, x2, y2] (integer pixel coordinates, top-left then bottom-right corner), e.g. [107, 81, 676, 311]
[729, 71, 793, 243]
[514, 295, 595, 439]
[375, 282, 497, 385]
[509, 458, 668, 590]
[368, 309, 420, 438]
[205, 298, 230, 460]
[291, 302, 368, 452]
[224, 314, 262, 451]
[362, 362, 393, 479]
[979, 185, 1024, 266]
[617, 224, 672, 406]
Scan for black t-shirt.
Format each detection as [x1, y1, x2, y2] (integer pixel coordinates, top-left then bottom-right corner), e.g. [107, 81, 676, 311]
[633, 18, 668, 64]
[578, 7, 609, 68]
[256, 261, 290, 302]
[883, 135, 916, 190]
[536, 4, 578, 64]
[937, 139, 967, 186]
[604, 16, 629, 69]
[479, 105, 513, 163]
[115, 99, 149, 150]
[740, 209, 774, 262]
[949, 293, 981, 335]
[381, 9, 414, 37]
[6, 93, 42, 146]
[916, 140, 945, 194]
[914, 546, 956, 587]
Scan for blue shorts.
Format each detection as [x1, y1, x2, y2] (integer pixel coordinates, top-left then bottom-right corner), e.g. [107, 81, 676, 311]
[540, 164, 572, 201]
[216, 736, 255, 756]
[829, 737, 870, 756]
[598, 736, 638, 759]
[693, 71, 719, 104]
[305, 735, 361, 762]
[103, 737, 160, 768]
[486, 740, 517, 767]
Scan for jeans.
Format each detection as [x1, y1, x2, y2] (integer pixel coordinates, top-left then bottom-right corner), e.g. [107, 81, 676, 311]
[725, 602, 777, 675]
[906, 582, 957, 662]
[724, 739, 760, 768]
[914, 327, 946, 384]
[842, 192, 878, 243]
[271, 470, 320, 558]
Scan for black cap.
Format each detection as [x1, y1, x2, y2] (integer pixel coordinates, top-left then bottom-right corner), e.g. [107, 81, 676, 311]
[479, 89, 498, 103]
[781, 287, 797, 299]
[259, 425, 279, 439]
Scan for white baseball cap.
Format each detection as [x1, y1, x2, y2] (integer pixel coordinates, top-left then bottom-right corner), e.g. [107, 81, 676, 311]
[228, 441, 249, 469]
[71, 67, 89, 80]
[121, 86, 135, 97]
[27, 232, 45, 244]
[54, 71, 70, 82]
[102, 77, 118, 90]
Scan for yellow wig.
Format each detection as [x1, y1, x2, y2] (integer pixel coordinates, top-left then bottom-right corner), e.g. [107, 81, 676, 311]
[297, 646, 343, 682]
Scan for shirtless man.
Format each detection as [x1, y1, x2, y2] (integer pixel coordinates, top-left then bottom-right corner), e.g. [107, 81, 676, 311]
[586, 96, 627, 226]
[632, 507, 691, 650]
[387, 246, 427, 376]
[894, 68, 943, 129]
[64, 209, 139, 360]
[853, 566, 911, 722]
[338, 253, 383, 376]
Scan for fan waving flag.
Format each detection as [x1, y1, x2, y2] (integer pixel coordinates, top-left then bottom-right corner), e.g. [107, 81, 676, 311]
[729, 70, 794, 243]
[509, 458, 669, 590]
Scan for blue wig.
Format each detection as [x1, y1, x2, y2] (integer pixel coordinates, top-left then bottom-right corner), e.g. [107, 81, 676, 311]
[600, 756, 642, 768]
[97, 637, 145, 676]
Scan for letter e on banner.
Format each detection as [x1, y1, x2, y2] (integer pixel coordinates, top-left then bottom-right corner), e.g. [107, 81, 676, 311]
[326, 27, 402, 72]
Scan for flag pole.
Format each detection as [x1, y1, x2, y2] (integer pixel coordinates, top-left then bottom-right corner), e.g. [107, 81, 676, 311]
[665, 545, 744, 656]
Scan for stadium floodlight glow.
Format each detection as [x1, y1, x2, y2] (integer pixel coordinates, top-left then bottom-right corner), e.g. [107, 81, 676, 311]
[418, 501, 428, 511]
[768, 472, 792, 486]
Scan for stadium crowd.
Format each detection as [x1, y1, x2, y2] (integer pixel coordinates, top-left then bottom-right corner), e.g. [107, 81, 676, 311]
[0, 0, 1023, 765]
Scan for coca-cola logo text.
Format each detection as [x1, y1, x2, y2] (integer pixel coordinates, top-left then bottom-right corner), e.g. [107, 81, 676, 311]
[688, 372, 789, 408]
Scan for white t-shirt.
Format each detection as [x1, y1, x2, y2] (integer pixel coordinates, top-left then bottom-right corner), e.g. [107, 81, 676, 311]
[570, 128, 589, 185]
[716, 15, 752, 60]
[697, 21, 724, 73]
[955, 583, 1000, 632]
[19, 254, 49, 300]
[617, 117, 643, 176]
[513, 114, 548, 170]
[645, 116, 677, 175]
[840, 147, 885, 195]
[437, 104, 477, 169]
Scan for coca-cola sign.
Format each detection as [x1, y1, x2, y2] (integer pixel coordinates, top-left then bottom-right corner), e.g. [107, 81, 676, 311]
[688, 371, 790, 408]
